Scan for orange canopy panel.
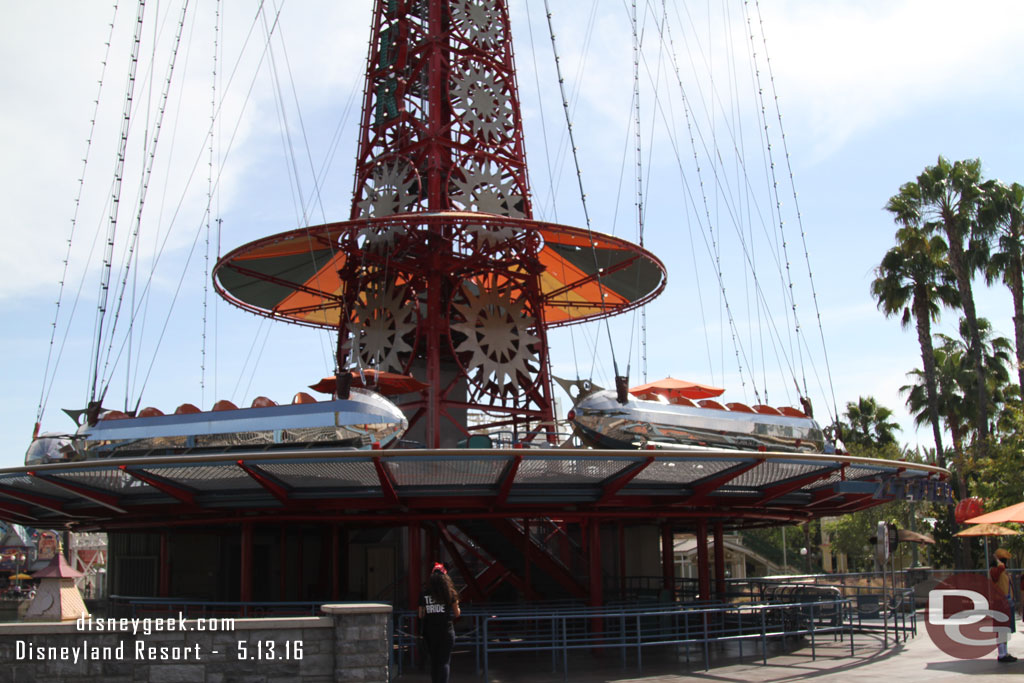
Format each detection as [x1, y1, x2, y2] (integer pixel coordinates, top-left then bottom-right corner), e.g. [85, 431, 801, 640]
[630, 377, 726, 401]
[212, 214, 666, 329]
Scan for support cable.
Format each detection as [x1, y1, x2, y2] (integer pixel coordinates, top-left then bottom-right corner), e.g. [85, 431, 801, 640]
[100, 0, 191, 406]
[543, 0, 623, 381]
[90, 0, 147, 406]
[35, 1, 122, 433]
[740, 0, 804, 401]
[752, 0, 839, 422]
[202, 0, 221, 406]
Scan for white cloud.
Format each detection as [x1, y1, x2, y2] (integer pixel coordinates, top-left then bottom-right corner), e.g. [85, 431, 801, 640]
[757, 0, 1024, 161]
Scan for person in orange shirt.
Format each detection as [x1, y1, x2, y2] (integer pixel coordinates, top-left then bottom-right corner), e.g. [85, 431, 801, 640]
[990, 555, 1016, 663]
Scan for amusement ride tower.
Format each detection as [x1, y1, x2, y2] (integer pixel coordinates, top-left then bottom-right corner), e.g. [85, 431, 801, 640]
[214, 0, 665, 447]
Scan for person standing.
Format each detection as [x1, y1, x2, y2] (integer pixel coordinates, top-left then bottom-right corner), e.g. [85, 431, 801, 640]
[995, 549, 1017, 633]
[418, 562, 461, 683]
[990, 555, 1017, 663]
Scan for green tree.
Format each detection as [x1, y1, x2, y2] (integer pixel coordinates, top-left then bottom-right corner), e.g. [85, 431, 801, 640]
[889, 158, 991, 442]
[902, 343, 971, 454]
[871, 222, 959, 467]
[902, 317, 1012, 456]
[840, 396, 900, 449]
[982, 181, 1024, 394]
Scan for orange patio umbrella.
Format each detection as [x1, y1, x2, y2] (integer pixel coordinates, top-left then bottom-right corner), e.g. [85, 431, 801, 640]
[956, 522, 1020, 568]
[955, 523, 1020, 537]
[309, 369, 428, 397]
[629, 377, 725, 401]
[965, 501, 1024, 525]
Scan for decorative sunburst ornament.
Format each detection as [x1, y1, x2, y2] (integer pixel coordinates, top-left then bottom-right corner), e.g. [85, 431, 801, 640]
[450, 62, 514, 144]
[450, 278, 539, 394]
[450, 158, 525, 247]
[451, 0, 504, 50]
[343, 281, 417, 372]
[356, 160, 419, 250]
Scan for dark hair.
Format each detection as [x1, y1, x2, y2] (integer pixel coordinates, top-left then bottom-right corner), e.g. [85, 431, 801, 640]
[428, 568, 458, 606]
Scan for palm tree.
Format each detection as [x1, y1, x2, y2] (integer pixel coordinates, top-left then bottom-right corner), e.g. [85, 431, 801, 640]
[840, 396, 900, 449]
[889, 157, 991, 441]
[936, 317, 1014, 425]
[902, 343, 970, 454]
[902, 317, 1013, 453]
[982, 181, 1024, 394]
[873, 213, 959, 468]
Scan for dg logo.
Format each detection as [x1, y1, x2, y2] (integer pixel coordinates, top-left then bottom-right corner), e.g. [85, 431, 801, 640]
[925, 573, 1013, 659]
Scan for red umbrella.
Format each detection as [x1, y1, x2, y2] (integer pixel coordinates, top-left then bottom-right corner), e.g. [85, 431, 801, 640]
[310, 370, 428, 397]
[965, 501, 1024, 525]
[629, 377, 725, 401]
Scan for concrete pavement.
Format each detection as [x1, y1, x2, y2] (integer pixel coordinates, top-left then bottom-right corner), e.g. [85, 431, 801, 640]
[396, 624, 1024, 682]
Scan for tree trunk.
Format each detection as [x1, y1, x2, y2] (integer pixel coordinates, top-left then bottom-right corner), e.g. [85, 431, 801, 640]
[913, 291, 946, 468]
[945, 234, 989, 442]
[1009, 264, 1024, 396]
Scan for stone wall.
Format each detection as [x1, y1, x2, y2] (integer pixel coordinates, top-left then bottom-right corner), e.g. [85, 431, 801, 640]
[0, 603, 391, 683]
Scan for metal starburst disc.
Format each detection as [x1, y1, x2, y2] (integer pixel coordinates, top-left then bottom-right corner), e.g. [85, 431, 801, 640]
[450, 280, 539, 394]
[356, 159, 419, 250]
[451, 0, 504, 50]
[343, 281, 417, 372]
[451, 63, 513, 144]
[450, 158, 525, 247]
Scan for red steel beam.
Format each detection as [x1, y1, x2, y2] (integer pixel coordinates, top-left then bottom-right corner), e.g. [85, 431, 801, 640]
[713, 522, 726, 598]
[119, 465, 197, 506]
[597, 457, 654, 504]
[494, 454, 523, 507]
[679, 460, 765, 507]
[236, 460, 290, 505]
[0, 483, 76, 516]
[373, 457, 400, 506]
[661, 522, 674, 591]
[696, 519, 710, 601]
[489, 519, 587, 599]
[437, 524, 486, 603]
[756, 465, 843, 506]
[474, 562, 528, 598]
[28, 472, 126, 513]
[240, 521, 253, 602]
[0, 500, 34, 520]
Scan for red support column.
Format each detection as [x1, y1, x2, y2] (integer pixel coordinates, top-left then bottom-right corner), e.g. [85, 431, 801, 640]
[339, 526, 349, 599]
[523, 518, 532, 600]
[696, 520, 710, 602]
[661, 522, 674, 593]
[713, 521, 726, 599]
[297, 531, 305, 601]
[331, 524, 340, 601]
[588, 520, 603, 607]
[618, 522, 626, 601]
[158, 531, 169, 598]
[588, 519, 604, 639]
[408, 522, 421, 610]
[240, 522, 253, 603]
[426, 524, 440, 566]
[279, 526, 287, 601]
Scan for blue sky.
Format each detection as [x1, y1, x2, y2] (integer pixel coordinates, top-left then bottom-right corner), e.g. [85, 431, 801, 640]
[1, 1, 1022, 468]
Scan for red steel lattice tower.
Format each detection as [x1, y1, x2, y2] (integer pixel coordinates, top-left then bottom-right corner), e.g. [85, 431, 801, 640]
[214, 0, 664, 449]
[340, 0, 552, 446]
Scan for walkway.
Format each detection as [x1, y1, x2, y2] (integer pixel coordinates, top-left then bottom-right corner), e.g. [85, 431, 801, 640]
[396, 625, 1024, 682]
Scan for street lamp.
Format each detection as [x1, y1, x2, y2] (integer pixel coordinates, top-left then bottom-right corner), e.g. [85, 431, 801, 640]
[15, 553, 25, 589]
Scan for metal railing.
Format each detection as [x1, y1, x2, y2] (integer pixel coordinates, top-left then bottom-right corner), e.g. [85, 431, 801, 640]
[394, 597, 855, 681]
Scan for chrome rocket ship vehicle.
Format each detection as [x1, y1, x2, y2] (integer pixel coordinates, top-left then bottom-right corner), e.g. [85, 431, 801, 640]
[27, 387, 409, 463]
[560, 377, 825, 453]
